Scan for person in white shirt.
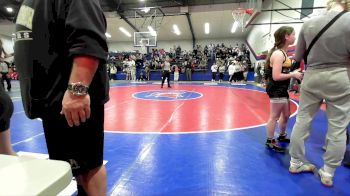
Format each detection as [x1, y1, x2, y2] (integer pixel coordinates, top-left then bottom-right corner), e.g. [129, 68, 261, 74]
[161, 57, 172, 88]
[127, 56, 136, 81]
[233, 61, 242, 83]
[218, 64, 226, 83]
[228, 61, 235, 83]
[172, 64, 180, 82]
[0, 41, 12, 91]
[211, 63, 218, 82]
[110, 64, 117, 80]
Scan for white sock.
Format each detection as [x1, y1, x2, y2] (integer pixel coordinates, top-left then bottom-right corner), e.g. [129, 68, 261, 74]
[323, 165, 335, 177]
[290, 157, 302, 166]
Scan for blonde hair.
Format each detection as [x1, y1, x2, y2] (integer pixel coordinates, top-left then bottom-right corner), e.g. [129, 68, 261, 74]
[327, 0, 350, 11]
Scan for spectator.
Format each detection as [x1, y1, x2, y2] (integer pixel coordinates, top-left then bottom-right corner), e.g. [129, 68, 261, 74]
[185, 60, 192, 81]
[211, 63, 218, 82]
[228, 60, 235, 83]
[144, 61, 151, 80]
[172, 64, 180, 82]
[161, 57, 172, 88]
[0, 39, 12, 91]
[0, 38, 16, 156]
[110, 64, 117, 80]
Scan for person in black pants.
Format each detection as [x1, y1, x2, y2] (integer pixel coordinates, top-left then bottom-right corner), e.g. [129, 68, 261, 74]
[185, 60, 192, 81]
[0, 84, 16, 155]
[161, 58, 171, 88]
[15, 0, 108, 195]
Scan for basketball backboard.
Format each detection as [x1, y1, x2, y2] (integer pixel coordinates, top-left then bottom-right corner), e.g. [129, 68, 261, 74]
[134, 32, 157, 47]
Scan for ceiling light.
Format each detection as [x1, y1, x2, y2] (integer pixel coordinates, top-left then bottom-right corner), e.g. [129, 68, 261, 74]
[105, 32, 111, 38]
[173, 24, 181, 36]
[147, 26, 154, 32]
[231, 21, 239, 33]
[147, 26, 157, 36]
[6, 7, 13, 13]
[119, 27, 132, 37]
[205, 23, 209, 34]
[141, 7, 150, 13]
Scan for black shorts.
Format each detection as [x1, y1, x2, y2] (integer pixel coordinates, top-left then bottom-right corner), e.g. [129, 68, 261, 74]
[42, 103, 105, 176]
[266, 81, 289, 99]
[0, 85, 13, 132]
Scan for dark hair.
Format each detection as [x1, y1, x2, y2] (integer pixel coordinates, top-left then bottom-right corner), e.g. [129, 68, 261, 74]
[265, 26, 294, 70]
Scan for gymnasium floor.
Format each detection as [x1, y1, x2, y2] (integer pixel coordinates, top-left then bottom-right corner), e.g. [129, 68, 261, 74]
[7, 80, 350, 195]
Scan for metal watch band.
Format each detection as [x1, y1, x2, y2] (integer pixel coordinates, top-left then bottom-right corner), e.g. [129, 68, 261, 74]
[67, 82, 89, 96]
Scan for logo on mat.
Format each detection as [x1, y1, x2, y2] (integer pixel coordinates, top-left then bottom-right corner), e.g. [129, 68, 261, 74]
[132, 90, 203, 101]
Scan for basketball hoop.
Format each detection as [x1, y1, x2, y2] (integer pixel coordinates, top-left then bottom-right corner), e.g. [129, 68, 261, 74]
[246, 8, 255, 15]
[232, 8, 246, 32]
[141, 43, 147, 54]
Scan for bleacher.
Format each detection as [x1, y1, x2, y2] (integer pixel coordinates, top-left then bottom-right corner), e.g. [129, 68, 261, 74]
[108, 43, 253, 81]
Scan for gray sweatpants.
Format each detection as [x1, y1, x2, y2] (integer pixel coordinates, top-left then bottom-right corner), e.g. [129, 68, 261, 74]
[290, 66, 350, 173]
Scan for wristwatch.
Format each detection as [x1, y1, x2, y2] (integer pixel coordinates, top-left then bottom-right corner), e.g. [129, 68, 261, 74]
[67, 82, 89, 96]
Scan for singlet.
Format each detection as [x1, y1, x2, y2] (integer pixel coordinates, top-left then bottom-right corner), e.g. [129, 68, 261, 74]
[265, 49, 292, 80]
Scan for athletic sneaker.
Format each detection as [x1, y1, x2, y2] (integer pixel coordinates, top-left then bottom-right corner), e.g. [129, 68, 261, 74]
[266, 139, 285, 153]
[289, 161, 316, 174]
[277, 133, 290, 143]
[318, 168, 333, 187]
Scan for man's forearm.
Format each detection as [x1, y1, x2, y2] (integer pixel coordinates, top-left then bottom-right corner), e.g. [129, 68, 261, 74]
[69, 56, 99, 86]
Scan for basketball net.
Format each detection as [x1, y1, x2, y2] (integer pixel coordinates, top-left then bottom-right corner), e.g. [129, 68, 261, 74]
[232, 8, 246, 32]
[141, 43, 147, 54]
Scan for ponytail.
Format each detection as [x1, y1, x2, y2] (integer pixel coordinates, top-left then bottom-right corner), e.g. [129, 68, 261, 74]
[263, 46, 277, 80]
[265, 46, 277, 70]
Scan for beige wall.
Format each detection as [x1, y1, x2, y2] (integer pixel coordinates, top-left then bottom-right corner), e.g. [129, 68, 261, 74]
[246, 0, 328, 64]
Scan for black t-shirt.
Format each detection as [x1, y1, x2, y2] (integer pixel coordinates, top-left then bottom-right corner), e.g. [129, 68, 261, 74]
[14, 0, 109, 117]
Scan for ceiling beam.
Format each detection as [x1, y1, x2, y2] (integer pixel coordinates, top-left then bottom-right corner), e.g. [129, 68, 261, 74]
[115, 1, 140, 32]
[261, 6, 326, 12]
[171, 0, 183, 6]
[135, 10, 145, 18]
[275, 0, 310, 19]
[158, 7, 165, 17]
[185, 13, 195, 49]
[119, 13, 140, 32]
[184, 0, 189, 6]
[250, 21, 304, 25]
[120, 13, 187, 19]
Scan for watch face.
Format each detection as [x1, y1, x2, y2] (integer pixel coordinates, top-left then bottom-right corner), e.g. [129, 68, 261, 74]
[69, 83, 88, 96]
[73, 84, 87, 94]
